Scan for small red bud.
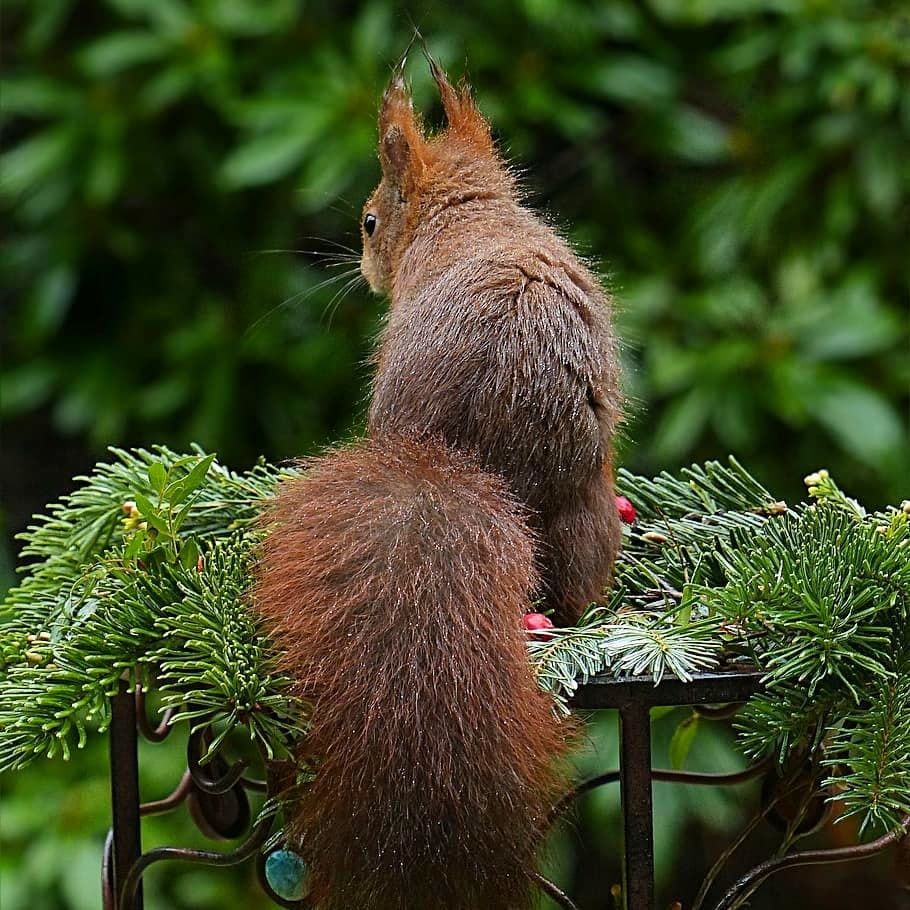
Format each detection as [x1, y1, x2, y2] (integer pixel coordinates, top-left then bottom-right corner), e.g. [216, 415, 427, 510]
[196, 556, 205, 574]
[522, 612, 554, 632]
[616, 495, 637, 524]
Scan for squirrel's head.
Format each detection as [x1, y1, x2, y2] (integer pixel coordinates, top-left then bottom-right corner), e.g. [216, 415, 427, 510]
[360, 59, 514, 294]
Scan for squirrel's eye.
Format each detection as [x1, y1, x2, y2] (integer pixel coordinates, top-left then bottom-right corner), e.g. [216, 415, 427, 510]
[363, 213, 377, 237]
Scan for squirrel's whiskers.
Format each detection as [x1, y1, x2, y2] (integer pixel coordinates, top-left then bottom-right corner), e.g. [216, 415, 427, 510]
[243, 251, 364, 338]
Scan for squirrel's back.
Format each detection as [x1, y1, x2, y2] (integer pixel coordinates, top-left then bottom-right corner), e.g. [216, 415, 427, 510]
[362, 76, 622, 622]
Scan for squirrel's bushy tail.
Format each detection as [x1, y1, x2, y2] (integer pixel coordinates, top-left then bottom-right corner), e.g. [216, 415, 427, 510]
[255, 436, 572, 910]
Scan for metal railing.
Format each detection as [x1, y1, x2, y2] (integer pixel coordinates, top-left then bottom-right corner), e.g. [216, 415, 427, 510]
[103, 668, 908, 910]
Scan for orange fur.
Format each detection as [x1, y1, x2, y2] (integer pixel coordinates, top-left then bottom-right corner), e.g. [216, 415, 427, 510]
[255, 438, 572, 910]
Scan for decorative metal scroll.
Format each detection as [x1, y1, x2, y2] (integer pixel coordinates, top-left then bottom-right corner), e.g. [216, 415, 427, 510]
[102, 669, 909, 910]
[102, 682, 310, 910]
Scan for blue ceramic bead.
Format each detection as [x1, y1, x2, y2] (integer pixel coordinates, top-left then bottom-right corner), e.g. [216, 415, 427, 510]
[265, 849, 309, 901]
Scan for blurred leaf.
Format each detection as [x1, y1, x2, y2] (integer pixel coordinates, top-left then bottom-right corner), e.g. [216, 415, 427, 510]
[296, 130, 371, 211]
[21, 266, 76, 343]
[58, 842, 102, 910]
[139, 66, 194, 113]
[663, 106, 730, 163]
[77, 31, 170, 77]
[0, 78, 76, 118]
[22, 0, 75, 52]
[711, 383, 759, 449]
[350, 1, 395, 60]
[645, 338, 698, 394]
[86, 138, 125, 204]
[801, 275, 901, 361]
[220, 123, 323, 188]
[745, 158, 814, 239]
[688, 180, 750, 274]
[206, 0, 300, 36]
[713, 29, 776, 73]
[105, 0, 195, 33]
[653, 387, 711, 461]
[0, 127, 76, 198]
[0, 362, 58, 416]
[669, 712, 699, 769]
[137, 376, 190, 419]
[814, 380, 905, 467]
[586, 55, 677, 107]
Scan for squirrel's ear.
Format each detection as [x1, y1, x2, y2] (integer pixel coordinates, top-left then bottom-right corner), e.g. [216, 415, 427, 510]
[379, 73, 425, 191]
[428, 58, 494, 155]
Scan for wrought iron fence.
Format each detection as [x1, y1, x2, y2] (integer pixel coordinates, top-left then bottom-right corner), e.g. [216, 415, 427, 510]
[103, 668, 908, 910]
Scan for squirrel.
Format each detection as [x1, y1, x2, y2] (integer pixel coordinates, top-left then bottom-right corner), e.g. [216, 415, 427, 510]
[254, 58, 622, 910]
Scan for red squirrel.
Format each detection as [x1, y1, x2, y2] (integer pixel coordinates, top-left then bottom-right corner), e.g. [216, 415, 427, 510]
[255, 59, 622, 910]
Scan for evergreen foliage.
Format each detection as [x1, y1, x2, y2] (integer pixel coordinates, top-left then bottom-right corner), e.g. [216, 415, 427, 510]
[1, 450, 907, 835]
[0, 447, 300, 771]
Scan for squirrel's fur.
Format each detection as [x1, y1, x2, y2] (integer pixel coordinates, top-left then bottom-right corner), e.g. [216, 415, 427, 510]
[366, 62, 622, 622]
[256, 437, 568, 909]
[255, 59, 621, 910]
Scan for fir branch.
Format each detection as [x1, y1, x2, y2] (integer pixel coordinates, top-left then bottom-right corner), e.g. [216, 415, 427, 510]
[151, 537, 303, 760]
[528, 609, 722, 712]
[825, 664, 910, 833]
[702, 504, 908, 699]
[617, 455, 778, 520]
[0, 448, 297, 772]
[2, 449, 909, 837]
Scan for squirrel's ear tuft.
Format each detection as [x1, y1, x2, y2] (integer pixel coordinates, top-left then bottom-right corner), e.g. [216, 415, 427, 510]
[379, 73, 425, 190]
[428, 58, 494, 155]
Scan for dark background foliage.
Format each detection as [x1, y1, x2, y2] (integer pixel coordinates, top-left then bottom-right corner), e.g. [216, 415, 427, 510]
[1, 1, 908, 908]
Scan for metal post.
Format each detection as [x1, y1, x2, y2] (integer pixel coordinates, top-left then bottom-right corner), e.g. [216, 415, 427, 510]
[109, 679, 143, 910]
[618, 702, 654, 910]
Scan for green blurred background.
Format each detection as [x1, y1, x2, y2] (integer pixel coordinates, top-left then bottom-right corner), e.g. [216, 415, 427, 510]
[2, 1, 908, 908]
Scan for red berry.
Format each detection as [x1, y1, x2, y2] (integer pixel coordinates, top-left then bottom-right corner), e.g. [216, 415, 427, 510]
[522, 612, 554, 632]
[616, 495, 637, 524]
